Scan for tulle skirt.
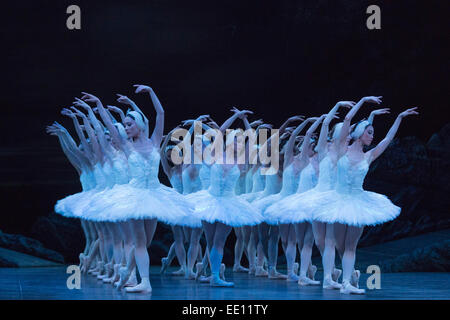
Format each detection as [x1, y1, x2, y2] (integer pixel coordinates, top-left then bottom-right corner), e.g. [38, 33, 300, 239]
[305, 189, 401, 226]
[185, 190, 264, 227]
[240, 191, 264, 203]
[252, 193, 286, 225]
[80, 184, 196, 226]
[264, 192, 312, 224]
[55, 189, 98, 219]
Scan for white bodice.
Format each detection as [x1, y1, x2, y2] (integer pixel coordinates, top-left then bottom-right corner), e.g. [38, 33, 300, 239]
[335, 155, 369, 194]
[80, 169, 96, 191]
[112, 152, 129, 185]
[182, 165, 202, 194]
[251, 168, 266, 193]
[296, 163, 318, 193]
[261, 171, 282, 196]
[169, 172, 183, 194]
[235, 168, 247, 195]
[199, 164, 211, 190]
[208, 164, 240, 197]
[93, 163, 108, 190]
[279, 164, 301, 196]
[127, 149, 161, 189]
[315, 156, 338, 192]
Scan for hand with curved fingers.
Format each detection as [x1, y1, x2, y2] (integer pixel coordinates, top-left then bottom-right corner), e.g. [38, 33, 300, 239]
[116, 94, 135, 106]
[398, 107, 419, 118]
[133, 84, 152, 94]
[80, 92, 101, 104]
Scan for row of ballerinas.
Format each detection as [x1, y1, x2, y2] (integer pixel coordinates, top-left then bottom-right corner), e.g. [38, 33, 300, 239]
[47, 85, 418, 294]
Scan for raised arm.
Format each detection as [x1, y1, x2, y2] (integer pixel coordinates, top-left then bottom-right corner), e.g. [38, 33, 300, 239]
[117, 93, 150, 138]
[81, 93, 128, 155]
[368, 108, 391, 124]
[61, 108, 93, 161]
[107, 105, 126, 123]
[337, 96, 382, 155]
[284, 118, 315, 168]
[297, 115, 326, 166]
[368, 107, 418, 163]
[133, 84, 164, 145]
[71, 108, 103, 164]
[316, 101, 354, 160]
[278, 115, 305, 136]
[47, 124, 84, 174]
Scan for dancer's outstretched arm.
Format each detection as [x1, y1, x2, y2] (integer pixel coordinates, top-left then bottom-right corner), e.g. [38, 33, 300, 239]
[133, 84, 164, 145]
[368, 107, 419, 163]
[61, 108, 94, 162]
[284, 118, 315, 168]
[72, 101, 113, 161]
[116, 93, 150, 138]
[80, 94, 129, 155]
[368, 108, 391, 124]
[278, 115, 305, 136]
[106, 105, 126, 123]
[337, 96, 382, 156]
[317, 101, 354, 160]
[219, 109, 253, 134]
[71, 108, 103, 164]
[46, 124, 83, 174]
[297, 115, 326, 167]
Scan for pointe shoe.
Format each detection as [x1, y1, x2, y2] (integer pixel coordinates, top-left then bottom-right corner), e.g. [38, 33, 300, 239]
[185, 270, 196, 280]
[210, 274, 234, 287]
[160, 257, 169, 274]
[233, 264, 249, 273]
[268, 268, 288, 280]
[103, 264, 120, 284]
[287, 272, 300, 282]
[293, 263, 299, 276]
[125, 278, 152, 294]
[255, 266, 268, 277]
[248, 265, 256, 275]
[332, 268, 342, 282]
[198, 275, 212, 283]
[340, 280, 365, 295]
[116, 266, 132, 290]
[171, 267, 186, 276]
[323, 277, 342, 290]
[298, 276, 321, 286]
[351, 270, 361, 288]
[219, 263, 226, 280]
[93, 261, 105, 276]
[307, 264, 317, 281]
[98, 262, 113, 280]
[195, 262, 204, 280]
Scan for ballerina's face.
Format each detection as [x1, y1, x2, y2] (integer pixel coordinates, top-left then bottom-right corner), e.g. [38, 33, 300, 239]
[124, 116, 140, 139]
[360, 125, 374, 146]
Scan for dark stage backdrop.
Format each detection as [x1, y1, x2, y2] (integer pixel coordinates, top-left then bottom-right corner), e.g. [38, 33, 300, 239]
[1, 1, 449, 237]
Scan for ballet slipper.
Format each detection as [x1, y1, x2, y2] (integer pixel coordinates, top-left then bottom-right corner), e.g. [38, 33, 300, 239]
[293, 262, 299, 276]
[332, 268, 342, 282]
[160, 257, 169, 274]
[103, 264, 120, 284]
[268, 267, 288, 280]
[219, 263, 226, 280]
[93, 261, 105, 276]
[210, 274, 234, 287]
[185, 270, 196, 280]
[323, 277, 342, 290]
[350, 270, 361, 288]
[171, 267, 186, 276]
[307, 264, 317, 281]
[340, 280, 365, 295]
[124, 269, 138, 287]
[98, 262, 113, 280]
[248, 265, 256, 275]
[198, 275, 211, 283]
[116, 266, 132, 290]
[125, 277, 152, 294]
[254, 266, 268, 277]
[298, 276, 321, 286]
[286, 272, 300, 282]
[195, 262, 204, 280]
[233, 264, 249, 273]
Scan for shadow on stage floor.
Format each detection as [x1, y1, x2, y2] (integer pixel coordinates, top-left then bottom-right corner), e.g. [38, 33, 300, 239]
[1, 266, 449, 300]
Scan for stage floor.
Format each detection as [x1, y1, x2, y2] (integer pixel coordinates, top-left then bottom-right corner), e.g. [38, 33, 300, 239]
[1, 266, 449, 300]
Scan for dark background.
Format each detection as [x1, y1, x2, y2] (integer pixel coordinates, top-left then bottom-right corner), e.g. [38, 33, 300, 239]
[1, 1, 449, 258]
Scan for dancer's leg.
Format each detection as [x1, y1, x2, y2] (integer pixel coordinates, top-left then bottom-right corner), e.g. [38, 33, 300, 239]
[186, 227, 202, 279]
[296, 222, 320, 286]
[340, 225, 364, 294]
[210, 222, 233, 287]
[280, 224, 298, 281]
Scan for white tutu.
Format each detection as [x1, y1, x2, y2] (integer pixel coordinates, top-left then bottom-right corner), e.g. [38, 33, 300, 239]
[264, 192, 312, 224]
[81, 184, 197, 226]
[252, 193, 284, 225]
[185, 190, 264, 227]
[309, 189, 401, 226]
[240, 191, 263, 203]
[55, 189, 98, 219]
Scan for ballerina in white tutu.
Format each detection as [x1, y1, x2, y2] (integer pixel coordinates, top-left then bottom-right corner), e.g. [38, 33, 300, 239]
[313, 101, 419, 294]
[185, 109, 263, 287]
[78, 85, 195, 293]
[47, 120, 99, 270]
